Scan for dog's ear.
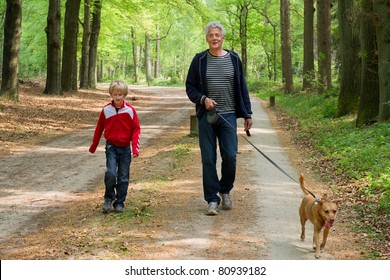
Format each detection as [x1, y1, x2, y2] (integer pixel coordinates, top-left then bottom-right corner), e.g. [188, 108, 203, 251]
[332, 199, 342, 205]
[316, 199, 323, 206]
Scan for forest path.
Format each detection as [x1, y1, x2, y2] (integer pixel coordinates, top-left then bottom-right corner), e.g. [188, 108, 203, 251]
[0, 85, 359, 260]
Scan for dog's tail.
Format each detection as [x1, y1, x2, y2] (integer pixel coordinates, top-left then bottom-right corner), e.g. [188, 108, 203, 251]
[299, 174, 309, 195]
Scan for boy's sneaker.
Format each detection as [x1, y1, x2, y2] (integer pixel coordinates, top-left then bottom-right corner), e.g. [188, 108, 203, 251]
[221, 193, 232, 210]
[207, 202, 219, 215]
[114, 205, 125, 213]
[102, 199, 112, 213]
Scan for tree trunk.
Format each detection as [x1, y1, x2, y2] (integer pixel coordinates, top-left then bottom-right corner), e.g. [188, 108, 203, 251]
[239, 2, 250, 75]
[88, 0, 102, 89]
[317, 0, 332, 92]
[1, 0, 22, 101]
[131, 27, 139, 83]
[154, 26, 160, 79]
[272, 24, 277, 82]
[302, 0, 315, 91]
[280, 0, 294, 93]
[79, 0, 90, 89]
[356, 0, 379, 127]
[61, 0, 81, 93]
[44, 0, 61, 95]
[145, 32, 151, 84]
[373, 0, 390, 122]
[336, 0, 361, 117]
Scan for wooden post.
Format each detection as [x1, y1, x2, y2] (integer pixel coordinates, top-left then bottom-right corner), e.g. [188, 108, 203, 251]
[190, 115, 198, 135]
[270, 96, 275, 107]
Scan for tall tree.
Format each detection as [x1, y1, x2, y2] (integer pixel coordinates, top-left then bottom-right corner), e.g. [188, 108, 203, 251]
[238, 1, 251, 75]
[145, 32, 151, 84]
[44, 0, 61, 95]
[317, 0, 332, 92]
[256, 3, 278, 82]
[79, 0, 91, 89]
[356, 0, 379, 127]
[280, 0, 294, 93]
[154, 26, 161, 79]
[131, 27, 139, 83]
[302, 0, 315, 91]
[225, 0, 252, 75]
[373, 0, 390, 122]
[1, 0, 22, 101]
[88, 0, 102, 88]
[61, 0, 81, 92]
[336, 0, 360, 116]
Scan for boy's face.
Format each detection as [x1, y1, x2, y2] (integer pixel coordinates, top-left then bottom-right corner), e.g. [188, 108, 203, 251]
[110, 89, 126, 107]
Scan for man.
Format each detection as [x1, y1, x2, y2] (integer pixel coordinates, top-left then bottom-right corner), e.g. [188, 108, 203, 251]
[186, 22, 253, 215]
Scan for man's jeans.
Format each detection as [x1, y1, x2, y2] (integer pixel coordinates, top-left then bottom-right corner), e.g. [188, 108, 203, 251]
[198, 112, 237, 204]
[104, 142, 131, 207]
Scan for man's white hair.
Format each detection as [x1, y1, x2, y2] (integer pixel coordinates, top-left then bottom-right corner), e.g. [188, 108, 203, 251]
[204, 22, 226, 38]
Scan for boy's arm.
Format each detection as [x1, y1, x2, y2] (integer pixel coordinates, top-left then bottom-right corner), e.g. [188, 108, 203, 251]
[89, 110, 105, 153]
[131, 109, 141, 157]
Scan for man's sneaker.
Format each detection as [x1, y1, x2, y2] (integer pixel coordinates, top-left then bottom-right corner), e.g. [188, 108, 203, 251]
[102, 199, 112, 213]
[207, 202, 219, 215]
[114, 205, 125, 213]
[221, 193, 232, 210]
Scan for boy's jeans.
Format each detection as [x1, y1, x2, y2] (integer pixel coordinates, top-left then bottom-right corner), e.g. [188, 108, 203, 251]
[104, 142, 131, 207]
[198, 112, 237, 204]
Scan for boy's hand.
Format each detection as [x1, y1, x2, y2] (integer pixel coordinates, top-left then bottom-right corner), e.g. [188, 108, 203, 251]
[89, 145, 97, 153]
[133, 154, 139, 158]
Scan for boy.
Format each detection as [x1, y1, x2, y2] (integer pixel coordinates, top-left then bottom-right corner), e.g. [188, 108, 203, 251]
[89, 80, 141, 213]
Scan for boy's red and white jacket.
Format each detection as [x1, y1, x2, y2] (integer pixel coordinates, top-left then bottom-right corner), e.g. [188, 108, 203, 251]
[89, 101, 141, 155]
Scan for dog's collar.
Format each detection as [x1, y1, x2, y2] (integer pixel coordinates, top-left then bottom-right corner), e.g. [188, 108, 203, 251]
[314, 198, 321, 205]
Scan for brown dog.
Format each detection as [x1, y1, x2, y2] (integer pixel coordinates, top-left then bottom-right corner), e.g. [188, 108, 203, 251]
[299, 174, 340, 258]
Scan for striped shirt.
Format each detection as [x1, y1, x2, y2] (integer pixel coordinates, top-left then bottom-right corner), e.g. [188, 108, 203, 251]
[206, 51, 235, 114]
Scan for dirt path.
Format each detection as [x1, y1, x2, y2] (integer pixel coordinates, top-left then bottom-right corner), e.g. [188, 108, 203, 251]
[0, 85, 362, 260]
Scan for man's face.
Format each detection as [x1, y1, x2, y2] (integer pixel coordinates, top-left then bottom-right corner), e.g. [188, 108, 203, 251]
[206, 28, 224, 50]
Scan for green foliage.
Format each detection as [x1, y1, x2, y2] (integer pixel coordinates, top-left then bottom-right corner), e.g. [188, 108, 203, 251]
[256, 89, 390, 214]
[14, 0, 308, 84]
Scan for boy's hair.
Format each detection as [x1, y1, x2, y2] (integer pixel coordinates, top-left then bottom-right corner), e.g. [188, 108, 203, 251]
[204, 21, 226, 38]
[109, 80, 128, 95]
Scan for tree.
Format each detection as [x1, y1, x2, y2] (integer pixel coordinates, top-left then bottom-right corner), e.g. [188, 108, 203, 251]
[152, 24, 172, 79]
[88, 0, 102, 88]
[145, 32, 151, 84]
[373, 0, 390, 122]
[154, 26, 161, 79]
[61, 0, 81, 92]
[302, 0, 315, 91]
[255, 2, 279, 82]
[224, 0, 252, 75]
[280, 0, 294, 93]
[336, 0, 360, 117]
[1, 0, 22, 101]
[131, 27, 139, 83]
[356, 0, 379, 127]
[79, 0, 91, 89]
[238, 1, 251, 75]
[44, 0, 61, 95]
[317, 0, 332, 92]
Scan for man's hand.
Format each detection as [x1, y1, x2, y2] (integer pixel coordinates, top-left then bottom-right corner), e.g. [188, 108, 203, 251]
[244, 118, 253, 132]
[204, 97, 217, 111]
